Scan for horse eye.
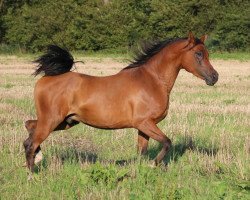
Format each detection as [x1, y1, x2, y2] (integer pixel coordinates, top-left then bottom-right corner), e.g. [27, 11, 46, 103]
[195, 51, 203, 59]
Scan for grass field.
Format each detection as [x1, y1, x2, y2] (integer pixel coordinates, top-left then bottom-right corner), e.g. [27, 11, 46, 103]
[0, 54, 249, 199]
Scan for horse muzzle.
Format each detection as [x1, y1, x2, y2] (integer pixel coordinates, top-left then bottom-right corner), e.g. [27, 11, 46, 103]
[205, 70, 219, 86]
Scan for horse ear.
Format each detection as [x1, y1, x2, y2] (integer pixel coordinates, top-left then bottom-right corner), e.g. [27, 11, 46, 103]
[200, 35, 208, 43]
[187, 31, 195, 44]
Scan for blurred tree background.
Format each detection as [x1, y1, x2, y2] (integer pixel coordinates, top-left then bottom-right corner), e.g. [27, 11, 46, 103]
[0, 0, 249, 52]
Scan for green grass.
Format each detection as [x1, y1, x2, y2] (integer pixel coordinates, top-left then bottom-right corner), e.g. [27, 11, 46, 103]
[0, 56, 249, 199]
[1, 50, 250, 62]
[210, 51, 250, 61]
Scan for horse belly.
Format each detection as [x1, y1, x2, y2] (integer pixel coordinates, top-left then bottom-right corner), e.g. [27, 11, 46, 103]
[75, 101, 132, 129]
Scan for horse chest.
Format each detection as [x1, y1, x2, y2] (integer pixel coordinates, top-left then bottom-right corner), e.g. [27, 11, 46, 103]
[155, 98, 170, 122]
[144, 92, 170, 122]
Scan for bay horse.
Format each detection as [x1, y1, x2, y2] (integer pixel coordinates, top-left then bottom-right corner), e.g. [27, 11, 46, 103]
[24, 32, 218, 173]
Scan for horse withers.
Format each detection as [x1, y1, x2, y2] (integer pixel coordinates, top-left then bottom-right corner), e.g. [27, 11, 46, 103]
[24, 32, 218, 173]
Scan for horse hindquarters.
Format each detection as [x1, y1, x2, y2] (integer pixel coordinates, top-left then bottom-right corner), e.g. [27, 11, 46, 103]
[24, 84, 74, 172]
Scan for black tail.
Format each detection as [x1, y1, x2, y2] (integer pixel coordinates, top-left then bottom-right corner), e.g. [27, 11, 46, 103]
[33, 45, 74, 76]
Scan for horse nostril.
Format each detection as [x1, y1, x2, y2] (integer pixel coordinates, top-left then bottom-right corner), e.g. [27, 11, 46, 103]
[212, 72, 218, 82]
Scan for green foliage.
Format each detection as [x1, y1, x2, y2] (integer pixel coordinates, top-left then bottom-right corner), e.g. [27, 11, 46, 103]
[0, 0, 250, 52]
[87, 162, 129, 189]
[3, 0, 80, 51]
[207, 0, 250, 51]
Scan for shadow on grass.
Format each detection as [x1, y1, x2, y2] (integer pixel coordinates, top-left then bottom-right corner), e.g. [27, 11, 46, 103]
[34, 147, 135, 173]
[34, 136, 218, 173]
[34, 148, 98, 173]
[147, 136, 219, 165]
[57, 148, 98, 164]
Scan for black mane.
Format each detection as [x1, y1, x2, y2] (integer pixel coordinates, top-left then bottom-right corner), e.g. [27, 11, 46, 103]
[125, 37, 203, 69]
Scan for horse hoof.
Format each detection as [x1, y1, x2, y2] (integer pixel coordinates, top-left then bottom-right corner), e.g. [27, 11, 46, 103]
[34, 151, 43, 165]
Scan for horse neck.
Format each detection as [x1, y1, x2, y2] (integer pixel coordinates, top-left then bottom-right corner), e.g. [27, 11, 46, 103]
[143, 46, 182, 93]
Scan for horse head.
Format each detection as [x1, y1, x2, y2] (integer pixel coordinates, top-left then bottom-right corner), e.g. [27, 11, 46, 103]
[180, 32, 219, 86]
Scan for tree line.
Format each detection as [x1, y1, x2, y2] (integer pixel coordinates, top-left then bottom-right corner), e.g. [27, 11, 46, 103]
[0, 0, 249, 52]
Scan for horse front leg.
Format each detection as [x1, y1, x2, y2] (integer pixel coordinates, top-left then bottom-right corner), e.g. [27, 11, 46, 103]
[137, 120, 172, 166]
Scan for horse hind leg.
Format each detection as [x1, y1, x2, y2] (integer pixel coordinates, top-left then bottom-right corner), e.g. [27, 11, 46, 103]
[24, 116, 79, 171]
[24, 117, 59, 173]
[24, 120, 42, 165]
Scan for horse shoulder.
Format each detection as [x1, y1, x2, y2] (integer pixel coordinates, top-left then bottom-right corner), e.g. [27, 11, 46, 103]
[125, 68, 170, 124]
